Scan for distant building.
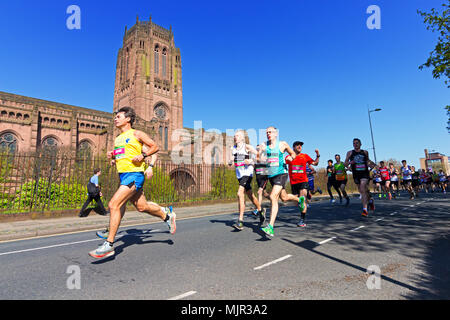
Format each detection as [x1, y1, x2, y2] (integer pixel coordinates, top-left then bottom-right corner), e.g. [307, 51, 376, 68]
[420, 149, 449, 173]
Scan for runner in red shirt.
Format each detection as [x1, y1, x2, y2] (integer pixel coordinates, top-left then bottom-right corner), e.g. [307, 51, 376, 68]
[285, 141, 320, 227]
[378, 161, 392, 200]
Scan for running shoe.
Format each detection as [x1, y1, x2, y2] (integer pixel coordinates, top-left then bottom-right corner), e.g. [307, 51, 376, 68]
[89, 241, 114, 259]
[96, 228, 109, 240]
[251, 209, 259, 216]
[330, 199, 336, 204]
[345, 197, 350, 207]
[261, 224, 274, 237]
[259, 208, 266, 225]
[166, 206, 177, 234]
[232, 220, 244, 231]
[388, 193, 392, 200]
[369, 199, 375, 211]
[317, 187, 322, 194]
[297, 219, 306, 227]
[298, 196, 306, 212]
[378, 194, 382, 198]
[362, 209, 369, 217]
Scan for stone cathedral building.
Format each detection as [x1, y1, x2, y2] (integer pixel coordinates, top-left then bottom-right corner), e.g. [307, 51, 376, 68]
[0, 17, 232, 194]
[0, 16, 183, 158]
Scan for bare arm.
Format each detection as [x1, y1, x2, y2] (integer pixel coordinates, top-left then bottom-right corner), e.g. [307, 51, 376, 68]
[311, 149, 320, 166]
[133, 130, 159, 163]
[280, 141, 296, 158]
[344, 150, 352, 168]
[365, 150, 376, 169]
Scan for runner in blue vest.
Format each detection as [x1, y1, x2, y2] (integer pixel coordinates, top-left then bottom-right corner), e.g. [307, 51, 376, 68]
[259, 126, 297, 237]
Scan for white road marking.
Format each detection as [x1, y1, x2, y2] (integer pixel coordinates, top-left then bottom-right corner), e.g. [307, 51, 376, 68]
[168, 291, 197, 300]
[0, 229, 162, 257]
[350, 225, 365, 232]
[376, 218, 384, 221]
[0, 238, 99, 256]
[254, 255, 292, 270]
[318, 237, 337, 245]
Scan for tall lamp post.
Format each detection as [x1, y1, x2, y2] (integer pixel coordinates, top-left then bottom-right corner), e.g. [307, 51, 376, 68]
[368, 107, 382, 164]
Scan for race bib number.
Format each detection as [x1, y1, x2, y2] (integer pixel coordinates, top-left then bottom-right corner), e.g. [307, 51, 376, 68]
[114, 146, 125, 159]
[291, 165, 304, 174]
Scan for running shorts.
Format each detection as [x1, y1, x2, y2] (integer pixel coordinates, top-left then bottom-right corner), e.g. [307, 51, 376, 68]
[269, 173, 288, 188]
[238, 175, 253, 191]
[334, 179, 347, 188]
[256, 175, 269, 189]
[119, 172, 145, 191]
[353, 172, 370, 185]
[291, 182, 309, 195]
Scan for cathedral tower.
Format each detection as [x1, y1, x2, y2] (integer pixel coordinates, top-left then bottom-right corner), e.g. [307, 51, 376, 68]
[113, 15, 183, 153]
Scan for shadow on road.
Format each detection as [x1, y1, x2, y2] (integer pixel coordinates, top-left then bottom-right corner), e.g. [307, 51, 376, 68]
[276, 194, 450, 299]
[91, 228, 174, 264]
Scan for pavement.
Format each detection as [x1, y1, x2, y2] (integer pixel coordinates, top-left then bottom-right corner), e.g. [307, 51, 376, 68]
[0, 194, 347, 242]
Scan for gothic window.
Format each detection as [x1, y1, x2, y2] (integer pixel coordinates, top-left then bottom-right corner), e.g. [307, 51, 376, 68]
[154, 45, 159, 75]
[162, 48, 167, 77]
[154, 104, 167, 120]
[78, 140, 92, 158]
[159, 126, 163, 145]
[41, 136, 58, 152]
[211, 147, 220, 165]
[0, 132, 18, 153]
[164, 127, 168, 150]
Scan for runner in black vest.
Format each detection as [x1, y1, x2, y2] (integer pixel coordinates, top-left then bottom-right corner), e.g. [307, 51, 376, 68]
[344, 138, 376, 217]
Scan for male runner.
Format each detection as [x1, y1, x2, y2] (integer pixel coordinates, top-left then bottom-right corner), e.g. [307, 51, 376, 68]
[334, 154, 350, 206]
[438, 170, 447, 193]
[230, 131, 265, 230]
[379, 161, 392, 200]
[411, 166, 421, 197]
[259, 126, 297, 237]
[389, 163, 399, 196]
[95, 150, 158, 240]
[252, 144, 270, 218]
[344, 138, 376, 217]
[89, 107, 176, 259]
[372, 167, 382, 196]
[326, 159, 342, 203]
[285, 141, 320, 227]
[401, 160, 415, 199]
[305, 164, 322, 201]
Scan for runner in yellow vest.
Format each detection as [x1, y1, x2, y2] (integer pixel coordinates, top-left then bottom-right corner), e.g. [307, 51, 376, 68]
[89, 107, 176, 259]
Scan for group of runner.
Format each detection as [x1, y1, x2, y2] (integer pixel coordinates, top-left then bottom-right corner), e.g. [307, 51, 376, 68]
[370, 161, 448, 199]
[87, 109, 448, 258]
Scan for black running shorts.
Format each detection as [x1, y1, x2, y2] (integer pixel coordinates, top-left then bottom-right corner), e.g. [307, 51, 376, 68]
[269, 173, 288, 188]
[238, 176, 253, 191]
[256, 175, 269, 189]
[291, 182, 309, 195]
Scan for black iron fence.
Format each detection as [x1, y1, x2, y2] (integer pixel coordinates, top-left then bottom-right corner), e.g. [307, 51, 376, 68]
[0, 152, 359, 215]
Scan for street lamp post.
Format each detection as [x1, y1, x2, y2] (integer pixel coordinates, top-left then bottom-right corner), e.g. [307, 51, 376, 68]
[368, 107, 382, 164]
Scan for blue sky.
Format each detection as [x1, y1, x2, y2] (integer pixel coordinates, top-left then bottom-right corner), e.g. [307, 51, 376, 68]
[0, 0, 448, 168]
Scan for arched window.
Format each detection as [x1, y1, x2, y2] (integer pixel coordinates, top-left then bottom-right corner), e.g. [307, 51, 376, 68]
[162, 48, 167, 77]
[41, 136, 59, 153]
[0, 132, 18, 153]
[154, 45, 159, 75]
[164, 127, 168, 150]
[159, 126, 163, 145]
[78, 140, 92, 159]
[211, 147, 220, 165]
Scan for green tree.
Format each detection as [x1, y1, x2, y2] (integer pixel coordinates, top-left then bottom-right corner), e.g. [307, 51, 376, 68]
[418, 1, 450, 86]
[418, 1, 450, 132]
